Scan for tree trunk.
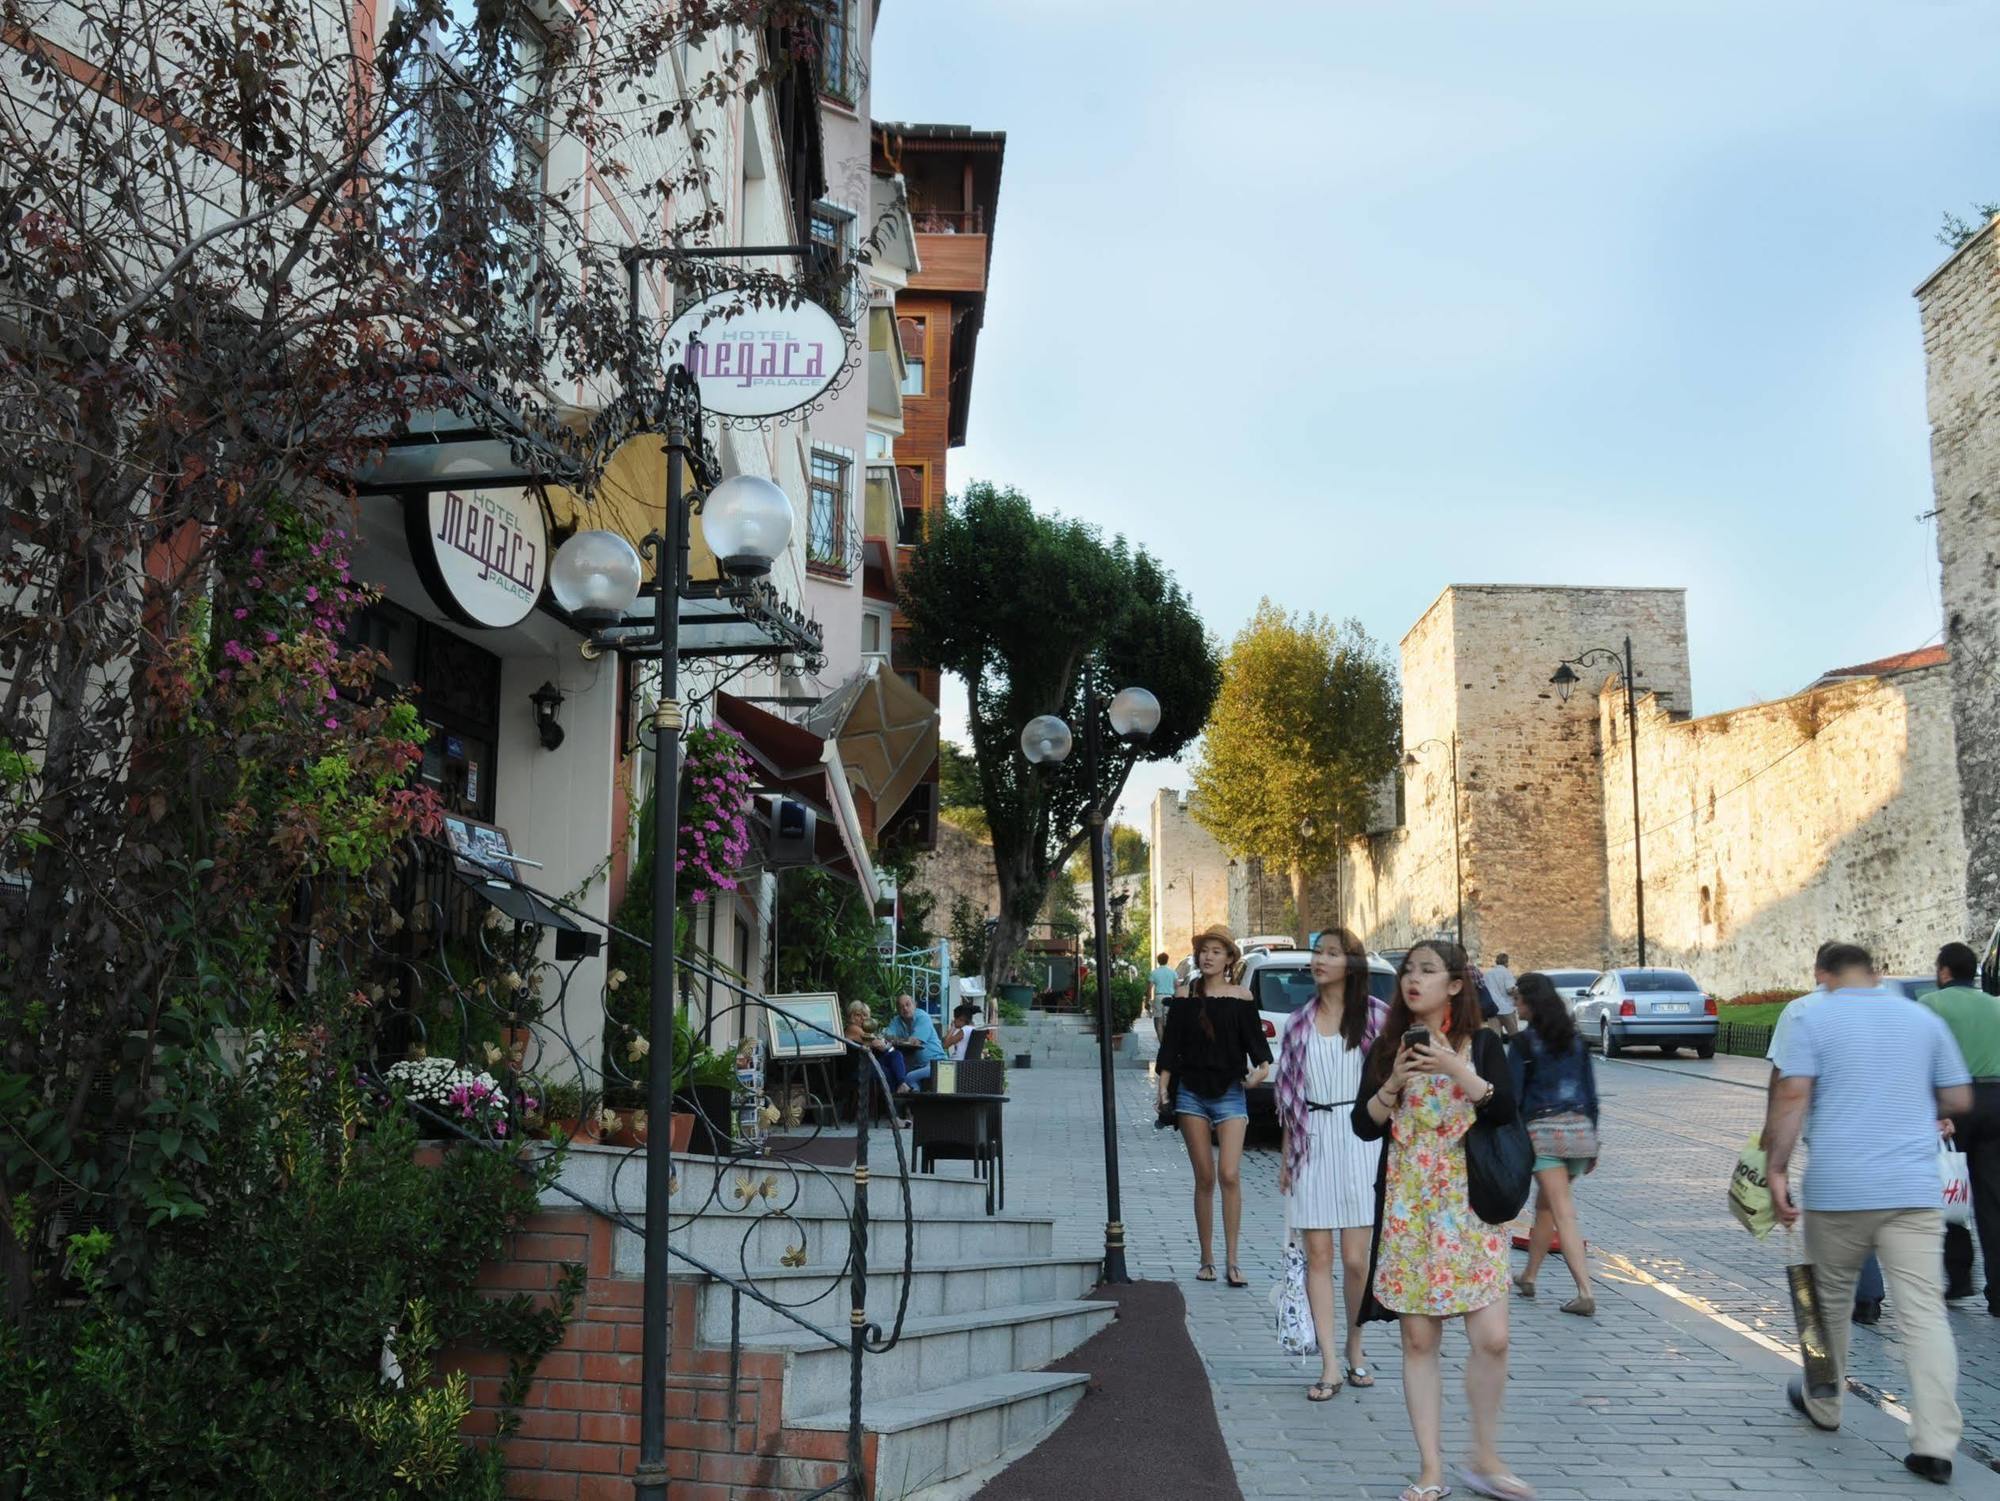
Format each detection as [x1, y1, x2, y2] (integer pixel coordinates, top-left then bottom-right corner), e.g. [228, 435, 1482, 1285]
[1290, 862, 1310, 948]
[983, 843, 1043, 994]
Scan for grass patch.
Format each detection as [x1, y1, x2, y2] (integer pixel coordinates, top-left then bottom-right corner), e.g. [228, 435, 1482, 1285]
[1717, 1001, 1790, 1027]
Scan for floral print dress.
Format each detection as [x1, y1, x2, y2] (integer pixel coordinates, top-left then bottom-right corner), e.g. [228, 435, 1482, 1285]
[1373, 1063, 1509, 1317]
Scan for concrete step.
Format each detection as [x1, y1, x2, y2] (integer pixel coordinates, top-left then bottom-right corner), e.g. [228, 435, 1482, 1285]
[750, 1297, 1115, 1420]
[792, 1368, 1091, 1500]
[694, 1252, 1103, 1341]
[616, 1209, 1056, 1277]
[544, 1144, 995, 1224]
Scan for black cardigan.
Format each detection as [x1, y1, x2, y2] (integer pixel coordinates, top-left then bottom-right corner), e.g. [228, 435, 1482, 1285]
[1347, 1029, 1518, 1323]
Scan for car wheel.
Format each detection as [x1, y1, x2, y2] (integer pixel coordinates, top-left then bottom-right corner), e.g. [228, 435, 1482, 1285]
[1694, 1040, 1716, 1059]
[1600, 1017, 1622, 1058]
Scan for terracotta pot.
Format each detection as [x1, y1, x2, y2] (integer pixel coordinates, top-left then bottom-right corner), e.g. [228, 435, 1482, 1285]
[501, 1025, 532, 1067]
[669, 1111, 695, 1154]
[552, 1115, 602, 1144]
[611, 1110, 650, 1148]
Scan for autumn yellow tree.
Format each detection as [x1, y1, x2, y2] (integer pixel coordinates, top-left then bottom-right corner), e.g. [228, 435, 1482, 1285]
[1191, 602, 1401, 942]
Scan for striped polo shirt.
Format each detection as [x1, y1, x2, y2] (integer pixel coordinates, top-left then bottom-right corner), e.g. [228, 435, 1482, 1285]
[1773, 986, 1970, 1212]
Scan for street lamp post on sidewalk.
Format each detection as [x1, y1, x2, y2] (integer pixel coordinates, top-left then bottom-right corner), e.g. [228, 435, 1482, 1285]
[1020, 670, 1161, 1285]
[1403, 735, 1463, 948]
[1550, 635, 1647, 967]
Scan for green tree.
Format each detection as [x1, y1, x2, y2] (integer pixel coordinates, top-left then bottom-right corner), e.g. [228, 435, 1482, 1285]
[1191, 601, 1401, 943]
[901, 484, 1219, 986]
[1111, 824, 1149, 879]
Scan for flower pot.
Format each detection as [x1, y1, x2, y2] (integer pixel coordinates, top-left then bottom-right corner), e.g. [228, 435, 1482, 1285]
[669, 1110, 695, 1154]
[674, 1084, 734, 1156]
[552, 1115, 602, 1144]
[501, 1025, 532, 1068]
[612, 1110, 650, 1148]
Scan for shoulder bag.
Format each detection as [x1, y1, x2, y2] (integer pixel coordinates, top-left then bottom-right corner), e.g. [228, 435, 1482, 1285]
[1464, 1033, 1534, 1225]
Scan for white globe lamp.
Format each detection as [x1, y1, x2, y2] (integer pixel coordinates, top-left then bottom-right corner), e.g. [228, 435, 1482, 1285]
[550, 529, 643, 627]
[1107, 686, 1162, 741]
[702, 474, 794, 577]
[1020, 715, 1074, 766]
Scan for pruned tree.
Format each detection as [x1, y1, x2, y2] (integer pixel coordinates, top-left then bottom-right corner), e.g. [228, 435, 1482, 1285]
[1191, 601, 1400, 944]
[901, 483, 1219, 987]
[0, 0, 831, 1357]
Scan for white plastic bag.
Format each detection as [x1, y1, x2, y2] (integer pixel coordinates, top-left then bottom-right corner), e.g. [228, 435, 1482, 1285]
[1271, 1207, 1317, 1357]
[1941, 1143, 1973, 1227]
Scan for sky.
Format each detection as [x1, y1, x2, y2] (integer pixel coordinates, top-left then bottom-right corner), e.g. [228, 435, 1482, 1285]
[871, 0, 2000, 829]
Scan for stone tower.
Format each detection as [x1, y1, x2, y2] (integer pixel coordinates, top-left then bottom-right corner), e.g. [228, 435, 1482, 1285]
[1417, 585, 1691, 967]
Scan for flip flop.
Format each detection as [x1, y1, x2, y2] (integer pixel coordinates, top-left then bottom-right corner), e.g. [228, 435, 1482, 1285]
[1345, 1364, 1375, 1388]
[1306, 1379, 1340, 1402]
[1225, 1265, 1249, 1288]
[1455, 1467, 1535, 1500]
[1195, 1263, 1216, 1282]
[1399, 1486, 1450, 1501]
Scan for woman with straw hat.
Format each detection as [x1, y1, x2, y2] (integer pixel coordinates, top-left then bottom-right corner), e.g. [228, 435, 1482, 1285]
[1156, 924, 1272, 1288]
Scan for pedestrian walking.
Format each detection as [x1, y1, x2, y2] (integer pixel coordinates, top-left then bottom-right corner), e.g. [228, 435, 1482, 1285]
[1484, 953, 1519, 1038]
[1149, 950, 1181, 1018]
[1919, 940, 2000, 1312]
[1764, 943, 1887, 1324]
[1275, 924, 1388, 1400]
[1353, 940, 1533, 1501]
[1508, 972, 1600, 1315]
[1767, 943, 1972, 1485]
[1156, 924, 1272, 1289]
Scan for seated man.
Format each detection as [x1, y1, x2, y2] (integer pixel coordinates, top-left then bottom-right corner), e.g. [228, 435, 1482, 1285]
[884, 992, 949, 1086]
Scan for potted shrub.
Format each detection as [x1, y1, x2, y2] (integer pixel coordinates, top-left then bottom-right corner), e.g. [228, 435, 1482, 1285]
[540, 1079, 604, 1143]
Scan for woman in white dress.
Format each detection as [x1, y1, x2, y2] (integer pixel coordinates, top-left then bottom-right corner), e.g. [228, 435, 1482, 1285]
[1276, 925, 1387, 1401]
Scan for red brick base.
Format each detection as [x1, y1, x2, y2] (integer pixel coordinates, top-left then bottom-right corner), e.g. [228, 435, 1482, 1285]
[448, 1209, 871, 1500]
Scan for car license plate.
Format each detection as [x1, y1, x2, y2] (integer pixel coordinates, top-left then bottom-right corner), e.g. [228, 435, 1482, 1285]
[1654, 1002, 1689, 1015]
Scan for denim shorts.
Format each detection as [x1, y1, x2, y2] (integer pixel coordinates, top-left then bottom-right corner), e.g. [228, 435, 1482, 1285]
[1175, 1083, 1248, 1125]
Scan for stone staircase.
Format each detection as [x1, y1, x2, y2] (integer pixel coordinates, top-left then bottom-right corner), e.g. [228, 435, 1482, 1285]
[1009, 1006, 1149, 1072]
[547, 1146, 1112, 1500]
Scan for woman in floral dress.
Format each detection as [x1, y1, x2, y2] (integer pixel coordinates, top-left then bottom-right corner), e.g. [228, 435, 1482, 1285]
[1351, 940, 1531, 1501]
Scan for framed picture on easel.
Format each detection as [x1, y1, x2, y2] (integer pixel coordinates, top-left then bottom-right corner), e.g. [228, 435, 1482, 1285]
[762, 993, 847, 1059]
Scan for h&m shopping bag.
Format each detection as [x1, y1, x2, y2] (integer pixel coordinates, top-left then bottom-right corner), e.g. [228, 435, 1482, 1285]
[1942, 1143, 1973, 1227]
[1728, 1132, 1776, 1239]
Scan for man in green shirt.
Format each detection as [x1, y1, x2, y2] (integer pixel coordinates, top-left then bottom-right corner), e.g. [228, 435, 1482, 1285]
[1922, 941, 2000, 1313]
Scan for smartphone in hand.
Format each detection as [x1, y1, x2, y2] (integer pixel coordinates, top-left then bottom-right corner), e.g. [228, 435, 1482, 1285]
[1404, 1026, 1432, 1052]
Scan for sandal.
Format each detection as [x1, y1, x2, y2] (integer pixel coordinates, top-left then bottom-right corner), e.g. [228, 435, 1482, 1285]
[1455, 1466, 1535, 1500]
[1225, 1265, 1249, 1288]
[1195, 1263, 1216, 1282]
[1399, 1486, 1450, 1501]
[1511, 1274, 1535, 1299]
[1306, 1378, 1340, 1402]
[1345, 1363, 1375, 1388]
[1560, 1295, 1595, 1317]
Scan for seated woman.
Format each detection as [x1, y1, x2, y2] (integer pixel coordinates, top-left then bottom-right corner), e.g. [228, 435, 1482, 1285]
[943, 1001, 981, 1060]
[845, 1001, 911, 1127]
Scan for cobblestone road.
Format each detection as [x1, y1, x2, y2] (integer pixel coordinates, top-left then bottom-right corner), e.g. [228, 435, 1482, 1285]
[994, 1042, 2000, 1500]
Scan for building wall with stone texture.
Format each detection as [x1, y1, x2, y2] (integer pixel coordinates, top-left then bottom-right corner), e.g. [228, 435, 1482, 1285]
[909, 820, 1001, 932]
[1600, 663, 1966, 995]
[1149, 790, 1232, 960]
[1919, 216, 2000, 939]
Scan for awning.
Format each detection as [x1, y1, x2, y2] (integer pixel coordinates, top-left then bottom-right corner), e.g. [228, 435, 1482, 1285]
[715, 693, 880, 901]
[806, 657, 938, 838]
[543, 433, 728, 586]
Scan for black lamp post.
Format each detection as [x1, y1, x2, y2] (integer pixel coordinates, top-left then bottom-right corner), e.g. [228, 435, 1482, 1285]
[1403, 735, 1463, 947]
[1020, 669, 1161, 1284]
[550, 368, 799, 1501]
[1550, 635, 1647, 966]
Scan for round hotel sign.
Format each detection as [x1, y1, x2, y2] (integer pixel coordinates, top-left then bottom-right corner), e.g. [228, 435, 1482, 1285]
[408, 485, 549, 630]
[663, 292, 848, 420]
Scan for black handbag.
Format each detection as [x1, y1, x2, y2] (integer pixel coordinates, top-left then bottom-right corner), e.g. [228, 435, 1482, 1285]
[1464, 1035, 1533, 1225]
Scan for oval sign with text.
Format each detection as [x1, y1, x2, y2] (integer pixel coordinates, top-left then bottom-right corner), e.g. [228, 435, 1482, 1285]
[409, 485, 548, 630]
[663, 292, 848, 420]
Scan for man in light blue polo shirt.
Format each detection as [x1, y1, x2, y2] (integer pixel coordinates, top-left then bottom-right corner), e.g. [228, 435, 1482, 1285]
[884, 992, 948, 1087]
[1768, 943, 1972, 1485]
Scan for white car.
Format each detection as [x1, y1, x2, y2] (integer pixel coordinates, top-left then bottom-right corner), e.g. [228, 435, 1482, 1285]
[1241, 934, 1301, 957]
[1541, 969, 1599, 1009]
[1234, 948, 1398, 1121]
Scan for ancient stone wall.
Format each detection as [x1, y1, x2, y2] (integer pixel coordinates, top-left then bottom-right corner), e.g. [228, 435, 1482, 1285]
[1918, 217, 2000, 937]
[1600, 663, 1967, 995]
[908, 820, 1001, 932]
[1148, 789, 1232, 959]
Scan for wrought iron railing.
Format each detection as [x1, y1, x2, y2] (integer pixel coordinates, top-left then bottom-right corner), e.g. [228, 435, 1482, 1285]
[327, 835, 917, 1499]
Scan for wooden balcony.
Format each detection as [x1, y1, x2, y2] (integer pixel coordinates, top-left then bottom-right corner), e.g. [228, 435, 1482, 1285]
[909, 232, 988, 295]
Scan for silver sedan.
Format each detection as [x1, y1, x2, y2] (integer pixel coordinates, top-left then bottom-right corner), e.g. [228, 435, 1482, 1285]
[1572, 967, 1718, 1058]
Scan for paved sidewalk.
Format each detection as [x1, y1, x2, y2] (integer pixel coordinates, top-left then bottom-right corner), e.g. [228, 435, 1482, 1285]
[988, 1049, 2000, 1500]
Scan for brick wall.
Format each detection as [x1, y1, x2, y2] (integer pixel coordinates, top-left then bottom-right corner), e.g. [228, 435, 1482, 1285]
[1918, 217, 2000, 937]
[450, 1209, 859, 1500]
[1601, 664, 1967, 996]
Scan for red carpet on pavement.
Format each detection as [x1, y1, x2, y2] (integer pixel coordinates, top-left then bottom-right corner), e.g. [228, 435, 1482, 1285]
[972, 1281, 1242, 1501]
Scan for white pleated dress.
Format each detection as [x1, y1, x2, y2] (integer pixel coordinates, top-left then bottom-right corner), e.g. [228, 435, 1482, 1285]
[1289, 1030, 1381, 1230]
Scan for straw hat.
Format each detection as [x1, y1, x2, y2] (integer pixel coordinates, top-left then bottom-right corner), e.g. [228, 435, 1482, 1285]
[1190, 924, 1242, 966]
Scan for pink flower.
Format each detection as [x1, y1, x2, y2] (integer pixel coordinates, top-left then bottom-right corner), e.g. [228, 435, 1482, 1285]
[232, 607, 248, 620]
[324, 717, 339, 729]
[305, 586, 319, 603]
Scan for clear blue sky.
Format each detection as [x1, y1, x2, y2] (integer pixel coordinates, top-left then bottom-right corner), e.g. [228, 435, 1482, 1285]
[872, 0, 2000, 826]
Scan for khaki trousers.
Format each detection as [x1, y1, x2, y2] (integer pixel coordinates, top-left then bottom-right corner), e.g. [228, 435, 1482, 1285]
[1801, 1206, 1961, 1458]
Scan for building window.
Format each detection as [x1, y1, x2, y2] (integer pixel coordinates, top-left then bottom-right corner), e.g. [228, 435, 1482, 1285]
[345, 599, 501, 822]
[898, 317, 926, 395]
[865, 430, 891, 462]
[861, 610, 888, 656]
[808, 447, 852, 575]
[820, 0, 855, 102]
[901, 356, 925, 396]
[810, 201, 861, 321]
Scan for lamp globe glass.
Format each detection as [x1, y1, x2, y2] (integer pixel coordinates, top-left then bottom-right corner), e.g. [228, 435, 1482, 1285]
[1020, 715, 1074, 765]
[551, 530, 643, 622]
[702, 474, 794, 576]
[1107, 685, 1162, 740]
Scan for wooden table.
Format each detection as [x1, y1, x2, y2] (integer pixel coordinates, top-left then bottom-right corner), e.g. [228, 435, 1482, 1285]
[901, 1092, 1007, 1214]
